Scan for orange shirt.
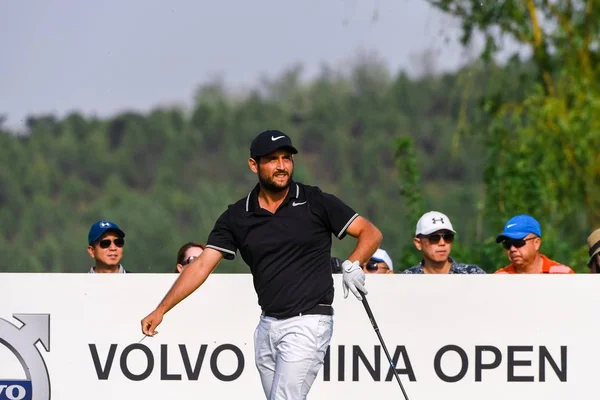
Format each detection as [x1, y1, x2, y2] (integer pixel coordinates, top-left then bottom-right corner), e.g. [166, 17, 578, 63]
[494, 254, 574, 274]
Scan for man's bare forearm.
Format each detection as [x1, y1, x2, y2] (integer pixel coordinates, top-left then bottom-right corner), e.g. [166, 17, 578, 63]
[156, 252, 221, 314]
[348, 225, 382, 263]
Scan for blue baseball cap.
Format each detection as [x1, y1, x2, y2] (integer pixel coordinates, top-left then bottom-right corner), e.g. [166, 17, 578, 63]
[88, 220, 125, 245]
[495, 214, 541, 243]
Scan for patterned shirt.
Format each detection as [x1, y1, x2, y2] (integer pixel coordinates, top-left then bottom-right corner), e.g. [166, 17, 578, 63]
[401, 258, 486, 274]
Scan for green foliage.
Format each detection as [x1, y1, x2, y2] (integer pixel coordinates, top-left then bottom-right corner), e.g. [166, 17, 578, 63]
[5, 60, 467, 273]
[421, 0, 600, 273]
[3, 18, 597, 274]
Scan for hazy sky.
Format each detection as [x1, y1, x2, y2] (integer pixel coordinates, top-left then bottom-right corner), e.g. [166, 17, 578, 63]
[0, 0, 475, 128]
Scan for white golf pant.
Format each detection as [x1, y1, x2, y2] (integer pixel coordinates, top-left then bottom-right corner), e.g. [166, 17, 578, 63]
[254, 313, 333, 399]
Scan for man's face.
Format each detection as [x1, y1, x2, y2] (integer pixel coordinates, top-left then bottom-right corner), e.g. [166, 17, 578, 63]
[177, 246, 204, 273]
[413, 230, 454, 263]
[249, 149, 294, 193]
[361, 259, 393, 274]
[87, 232, 124, 267]
[502, 234, 540, 268]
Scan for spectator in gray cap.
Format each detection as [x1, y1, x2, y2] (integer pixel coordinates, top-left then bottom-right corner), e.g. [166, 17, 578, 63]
[402, 211, 485, 274]
[87, 220, 128, 273]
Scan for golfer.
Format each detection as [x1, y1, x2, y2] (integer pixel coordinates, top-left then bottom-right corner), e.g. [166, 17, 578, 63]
[141, 129, 382, 399]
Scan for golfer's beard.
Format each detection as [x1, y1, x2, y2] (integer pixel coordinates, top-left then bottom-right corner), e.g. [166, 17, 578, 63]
[258, 171, 292, 193]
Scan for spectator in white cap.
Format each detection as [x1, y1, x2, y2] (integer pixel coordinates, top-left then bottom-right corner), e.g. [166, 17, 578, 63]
[362, 248, 394, 274]
[401, 211, 485, 274]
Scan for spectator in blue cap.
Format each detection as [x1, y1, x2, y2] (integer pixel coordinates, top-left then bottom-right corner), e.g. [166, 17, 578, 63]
[87, 220, 128, 273]
[494, 214, 573, 274]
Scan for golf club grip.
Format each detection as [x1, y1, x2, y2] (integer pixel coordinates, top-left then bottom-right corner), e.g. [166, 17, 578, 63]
[360, 293, 378, 330]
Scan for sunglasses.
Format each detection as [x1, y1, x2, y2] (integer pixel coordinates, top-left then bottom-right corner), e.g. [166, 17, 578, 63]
[182, 255, 199, 266]
[501, 237, 536, 250]
[364, 260, 379, 271]
[422, 232, 455, 244]
[98, 238, 125, 249]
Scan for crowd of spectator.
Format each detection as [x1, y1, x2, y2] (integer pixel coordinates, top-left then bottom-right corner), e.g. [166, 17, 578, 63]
[87, 211, 595, 275]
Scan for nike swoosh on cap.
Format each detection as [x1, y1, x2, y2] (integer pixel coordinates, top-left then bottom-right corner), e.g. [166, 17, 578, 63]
[507, 223, 517, 228]
[271, 135, 285, 141]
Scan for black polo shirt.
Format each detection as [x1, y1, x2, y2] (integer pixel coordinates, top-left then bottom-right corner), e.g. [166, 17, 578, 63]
[206, 181, 358, 318]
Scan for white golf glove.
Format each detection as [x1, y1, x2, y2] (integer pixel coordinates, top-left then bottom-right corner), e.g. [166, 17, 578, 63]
[342, 260, 367, 301]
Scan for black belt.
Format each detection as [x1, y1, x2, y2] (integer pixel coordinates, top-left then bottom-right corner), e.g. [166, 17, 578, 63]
[262, 304, 334, 319]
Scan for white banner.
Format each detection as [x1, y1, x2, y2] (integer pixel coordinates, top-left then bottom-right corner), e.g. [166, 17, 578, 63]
[0, 274, 596, 400]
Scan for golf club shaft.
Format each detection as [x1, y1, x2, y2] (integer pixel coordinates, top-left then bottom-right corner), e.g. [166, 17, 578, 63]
[360, 292, 410, 400]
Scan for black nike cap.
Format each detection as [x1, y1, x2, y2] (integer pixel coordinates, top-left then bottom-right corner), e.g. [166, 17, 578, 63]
[250, 130, 299, 159]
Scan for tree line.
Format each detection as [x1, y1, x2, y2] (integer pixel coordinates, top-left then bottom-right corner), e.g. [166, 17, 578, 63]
[1, 0, 598, 273]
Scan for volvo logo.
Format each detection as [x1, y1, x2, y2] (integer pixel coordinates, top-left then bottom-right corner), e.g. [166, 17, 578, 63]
[0, 314, 51, 400]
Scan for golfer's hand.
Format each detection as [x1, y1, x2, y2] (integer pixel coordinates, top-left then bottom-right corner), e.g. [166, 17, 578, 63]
[342, 260, 367, 301]
[141, 309, 163, 337]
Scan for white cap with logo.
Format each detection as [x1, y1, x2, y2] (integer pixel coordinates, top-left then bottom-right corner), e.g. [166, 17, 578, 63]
[415, 211, 456, 236]
[370, 248, 393, 270]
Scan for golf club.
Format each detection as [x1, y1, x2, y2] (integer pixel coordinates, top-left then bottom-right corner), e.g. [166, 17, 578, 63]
[359, 290, 410, 400]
